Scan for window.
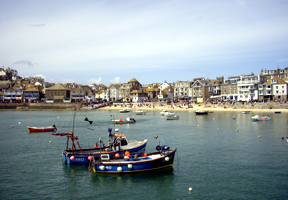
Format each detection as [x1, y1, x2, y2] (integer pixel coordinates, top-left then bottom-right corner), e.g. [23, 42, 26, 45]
[276, 86, 278, 89]
[282, 90, 284, 94]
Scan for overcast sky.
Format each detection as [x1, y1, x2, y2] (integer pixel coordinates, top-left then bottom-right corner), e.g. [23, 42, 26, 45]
[1, 0, 288, 85]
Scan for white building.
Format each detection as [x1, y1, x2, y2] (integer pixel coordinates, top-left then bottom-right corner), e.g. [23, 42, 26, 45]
[237, 74, 266, 101]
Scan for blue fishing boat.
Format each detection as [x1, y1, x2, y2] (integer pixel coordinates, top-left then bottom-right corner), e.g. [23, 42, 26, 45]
[92, 143, 176, 173]
[52, 108, 147, 164]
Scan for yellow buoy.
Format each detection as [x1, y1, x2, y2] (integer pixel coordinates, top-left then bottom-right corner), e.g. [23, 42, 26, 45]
[189, 187, 193, 192]
[258, 136, 261, 138]
[165, 157, 169, 161]
[49, 141, 51, 143]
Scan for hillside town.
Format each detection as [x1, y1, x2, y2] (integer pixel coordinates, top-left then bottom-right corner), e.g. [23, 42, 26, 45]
[0, 66, 288, 104]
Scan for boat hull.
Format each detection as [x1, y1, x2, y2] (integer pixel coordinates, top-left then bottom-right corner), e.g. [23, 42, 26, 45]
[63, 140, 147, 164]
[92, 149, 176, 173]
[112, 120, 135, 124]
[28, 126, 56, 132]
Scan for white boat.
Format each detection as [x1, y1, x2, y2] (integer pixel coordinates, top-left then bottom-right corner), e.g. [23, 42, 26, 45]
[242, 111, 250, 114]
[119, 109, 130, 113]
[166, 115, 179, 120]
[160, 110, 169, 115]
[252, 115, 271, 121]
[164, 111, 175, 117]
[135, 110, 146, 115]
[112, 117, 136, 124]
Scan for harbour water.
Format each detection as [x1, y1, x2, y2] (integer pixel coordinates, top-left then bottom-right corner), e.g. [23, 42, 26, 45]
[0, 109, 288, 199]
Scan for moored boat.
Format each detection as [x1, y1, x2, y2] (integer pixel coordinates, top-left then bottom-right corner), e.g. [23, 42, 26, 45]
[112, 117, 136, 124]
[164, 111, 175, 117]
[166, 115, 179, 120]
[52, 108, 147, 164]
[195, 110, 208, 115]
[135, 110, 146, 115]
[252, 115, 272, 121]
[160, 110, 169, 115]
[28, 124, 57, 132]
[119, 109, 130, 113]
[242, 111, 250, 114]
[92, 144, 176, 173]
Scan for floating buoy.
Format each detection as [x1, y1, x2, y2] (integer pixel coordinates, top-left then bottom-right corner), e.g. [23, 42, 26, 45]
[58, 116, 59, 118]
[236, 129, 238, 132]
[29, 116, 31, 118]
[258, 136, 261, 138]
[88, 156, 92, 160]
[11, 125, 13, 128]
[94, 144, 98, 148]
[233, 118, 236, 120]
[49, 141, 51, 143]
[128, 164, 133, 169]
[144, 153, 147, 157]
[282, 137, 284, 140]
[189, 187, 193, 192]
[70, 156, 75, 161]
[115, 153, 119, 158]
[214, 118, 216, 120]
[18, 122, 21, 124]
[99, 165, 105, 171]
[165, 157, 169, 161]
[117, 167, 122, 172]
[125, 151, 130, 157]
[155, 135, 158, 139]
[198, 125, 200, 127]
[91, 113, 92, 115]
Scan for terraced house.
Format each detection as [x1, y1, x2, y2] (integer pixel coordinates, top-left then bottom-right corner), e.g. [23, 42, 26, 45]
[174, 80, 190, 99]
[220, 76, 240, 101]
[258, 77, 288, 101]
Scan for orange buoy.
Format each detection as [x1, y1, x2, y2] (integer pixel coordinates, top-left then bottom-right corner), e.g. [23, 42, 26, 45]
[70, 156, 75, 161]
[88, 156, 92, 160]
[115, 153, 119, 158]
[144, 153, 147, 157]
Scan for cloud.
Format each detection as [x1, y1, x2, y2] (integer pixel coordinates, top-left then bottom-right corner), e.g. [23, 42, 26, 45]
[29, 24, 46, 27]
[110, 77, 121, 84]
[86, 77, 102, 85]
[14, 60, 34, 66]
[61, 78, 76, 84]
[277, 59, 288, 63]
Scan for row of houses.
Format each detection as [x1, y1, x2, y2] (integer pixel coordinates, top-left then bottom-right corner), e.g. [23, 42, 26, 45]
[1, 66, 288, 103]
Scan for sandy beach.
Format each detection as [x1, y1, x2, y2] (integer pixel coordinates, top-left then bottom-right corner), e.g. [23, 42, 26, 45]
[85, 102, 288, 113]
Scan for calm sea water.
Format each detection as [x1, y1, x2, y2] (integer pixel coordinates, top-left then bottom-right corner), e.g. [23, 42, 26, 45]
[0, 108, 288, 199]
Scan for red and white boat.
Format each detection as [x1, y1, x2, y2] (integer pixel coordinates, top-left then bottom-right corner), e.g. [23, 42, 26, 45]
[28, 125, 57, 132]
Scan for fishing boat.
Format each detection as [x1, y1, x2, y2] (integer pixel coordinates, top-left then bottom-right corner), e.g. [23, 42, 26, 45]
[92, 143, 177, 173]
[135, 110, 146, 115]
[52, 108, 147, 164]
[119, 109, 130, 113]
[112, 117, 136, 124]
[242, 111, 250, 114]
[160, 110, 169, 115]
[251, 115, 272, 121]
[166, 115, 179, 120]
[195, 110, 208, 115]
[28, 124, 57, 132]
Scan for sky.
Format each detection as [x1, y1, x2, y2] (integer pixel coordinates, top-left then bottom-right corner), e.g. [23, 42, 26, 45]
[1, 0, 288, 86]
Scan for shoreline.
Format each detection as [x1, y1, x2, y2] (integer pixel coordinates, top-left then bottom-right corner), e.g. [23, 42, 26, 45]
[90, 103, 288, 113]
